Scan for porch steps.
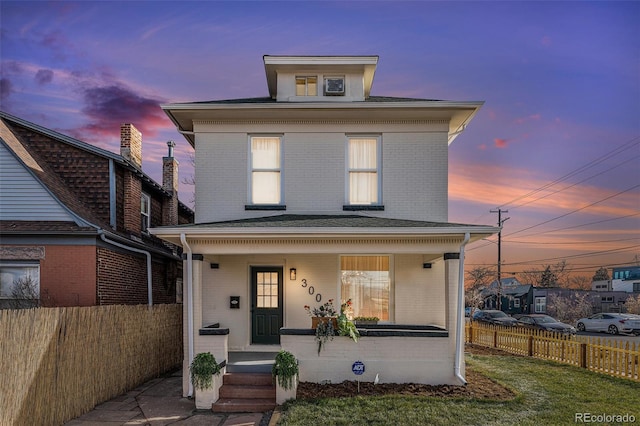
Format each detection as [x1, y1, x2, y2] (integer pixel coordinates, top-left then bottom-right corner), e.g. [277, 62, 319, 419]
[212, 373, 276, 413]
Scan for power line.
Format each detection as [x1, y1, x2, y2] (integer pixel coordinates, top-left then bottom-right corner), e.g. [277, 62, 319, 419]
[504, 184, 640, 238]
[506, 212, 640, 240]
[496, 136, 639, 210]
[508, 154, 640, 211]
[500, 244, 640, 266]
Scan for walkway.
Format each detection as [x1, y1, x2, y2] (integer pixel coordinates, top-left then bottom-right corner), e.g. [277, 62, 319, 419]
[65, 369, 275, 426]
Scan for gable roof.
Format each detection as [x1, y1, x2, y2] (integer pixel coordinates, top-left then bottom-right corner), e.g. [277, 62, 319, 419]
[0, 111, 193, 216]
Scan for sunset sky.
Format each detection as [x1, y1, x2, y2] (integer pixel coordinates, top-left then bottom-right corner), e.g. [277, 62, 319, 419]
[1, 1, 638, 280]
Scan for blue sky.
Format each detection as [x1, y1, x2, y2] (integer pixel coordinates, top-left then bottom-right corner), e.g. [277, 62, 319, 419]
[1, 1, 638, 279]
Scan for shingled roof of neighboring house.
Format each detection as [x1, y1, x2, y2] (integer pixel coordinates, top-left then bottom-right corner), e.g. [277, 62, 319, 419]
[0, 111, 193, 216]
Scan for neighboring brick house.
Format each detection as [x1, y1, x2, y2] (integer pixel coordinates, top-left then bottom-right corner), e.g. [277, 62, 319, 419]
[0, 111, 194, 308]
[151, 55, 499, 397]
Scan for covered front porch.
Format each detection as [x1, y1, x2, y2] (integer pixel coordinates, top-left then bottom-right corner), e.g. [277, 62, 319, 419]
[149, 214, 498, 396]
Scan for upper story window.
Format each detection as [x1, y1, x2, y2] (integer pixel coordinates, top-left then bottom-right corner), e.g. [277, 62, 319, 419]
[346, 136, 381, 207]
[295, 76, 317, 96]
[249, 136, 282, 206]
[141, 193, 150, 233]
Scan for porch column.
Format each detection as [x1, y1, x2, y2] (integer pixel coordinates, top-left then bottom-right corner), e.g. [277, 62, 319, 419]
[182, 253, 204, 396]
[443, 253, 460, 360]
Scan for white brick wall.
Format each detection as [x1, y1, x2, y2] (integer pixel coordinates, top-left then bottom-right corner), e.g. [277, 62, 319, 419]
[193, 122, 450, 222]
[281, 335, 458, 385]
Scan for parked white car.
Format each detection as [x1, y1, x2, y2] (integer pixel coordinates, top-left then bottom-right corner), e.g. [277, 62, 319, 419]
[576, 313, 640, 335]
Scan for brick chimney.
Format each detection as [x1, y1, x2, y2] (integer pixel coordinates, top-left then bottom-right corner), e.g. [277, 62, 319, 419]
[162, 141, 179, 226]
[121, 124, 143, 234]
[120, 123, 142, 169]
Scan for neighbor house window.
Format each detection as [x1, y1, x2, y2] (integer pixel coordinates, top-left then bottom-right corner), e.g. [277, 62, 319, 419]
[347, 137, 381, 205]
[295, 76, 317, 96]
[340, 255, 390, 321]
[0, 263, 40, 300]
[534, 296, 546, 313]
[513, 299, 520, 308]
[141, 193, 151, 232]
[250, 136, 282, 205]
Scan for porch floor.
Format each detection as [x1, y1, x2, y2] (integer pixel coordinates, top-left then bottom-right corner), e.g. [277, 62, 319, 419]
[227, 351, 278, 373]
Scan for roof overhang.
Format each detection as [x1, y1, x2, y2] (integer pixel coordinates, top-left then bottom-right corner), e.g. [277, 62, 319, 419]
[161, 100, 483, 147]
[149, 224, 498, 255]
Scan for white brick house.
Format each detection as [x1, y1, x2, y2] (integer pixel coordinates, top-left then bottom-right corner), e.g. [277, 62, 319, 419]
[151, 55, 498, 396]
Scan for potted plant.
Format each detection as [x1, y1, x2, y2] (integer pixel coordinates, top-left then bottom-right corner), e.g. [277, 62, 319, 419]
[272, 350, 299, 404]
[189, 352, 223, 409]
[305, 300, 337, 354]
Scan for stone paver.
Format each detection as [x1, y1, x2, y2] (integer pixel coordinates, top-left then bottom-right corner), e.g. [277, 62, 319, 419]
[64, 370, 272, 426]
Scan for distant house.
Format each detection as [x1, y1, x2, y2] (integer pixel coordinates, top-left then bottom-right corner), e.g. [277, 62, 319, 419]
[532, 287, 631, 315]
[151, 54, 499, 397]
[611, 266, 640, 293]
[0, 111, 194, 308]
[481, 277, 533, 315]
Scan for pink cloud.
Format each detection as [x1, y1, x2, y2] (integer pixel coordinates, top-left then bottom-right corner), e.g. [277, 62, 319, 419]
[477, 144, 487, 150]
[494, 138, 509, 148]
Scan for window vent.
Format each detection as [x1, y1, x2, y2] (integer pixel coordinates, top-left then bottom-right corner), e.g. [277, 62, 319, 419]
[325, 77, 345, 95]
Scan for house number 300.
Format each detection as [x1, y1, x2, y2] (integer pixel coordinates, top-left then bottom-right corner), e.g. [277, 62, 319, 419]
[301, 279, 322, 303]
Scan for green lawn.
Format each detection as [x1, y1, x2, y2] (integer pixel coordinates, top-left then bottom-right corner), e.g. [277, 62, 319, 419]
[276, 353, 640, 425]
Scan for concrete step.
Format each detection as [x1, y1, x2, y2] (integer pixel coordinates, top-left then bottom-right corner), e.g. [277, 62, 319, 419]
[212, 398, 276, 413]
[220, 384, 275, 399]
[223, 373, 273, 386]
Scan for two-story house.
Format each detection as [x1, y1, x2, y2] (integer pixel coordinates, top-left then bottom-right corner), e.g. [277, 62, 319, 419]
[0, 111, 194, 308]
[150, 55, 498, 397]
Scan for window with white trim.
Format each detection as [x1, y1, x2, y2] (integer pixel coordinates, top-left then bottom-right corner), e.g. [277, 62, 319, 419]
[347, 137, 381, 205]
[534, 296, 546, 313]
[340, 255, 391, 321]
[513, 299, 521, 308]
[295, 76, 317, 96]
[0, 263, 40, 300]
[141, 193, 151, 233]
[250, 136, 282, 205]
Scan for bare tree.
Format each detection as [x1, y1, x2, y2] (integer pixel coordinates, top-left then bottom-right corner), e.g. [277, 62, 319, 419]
[625, 294, 640, 315]
[465, 265, 496, 291]
[547, 292, 593, 324]
[567, 275, 591, 290]
[464, 288, 485, 314]
[9, 276, 39, 309]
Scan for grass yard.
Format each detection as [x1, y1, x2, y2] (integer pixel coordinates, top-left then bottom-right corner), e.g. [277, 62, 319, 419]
[276, 352, 640, 425]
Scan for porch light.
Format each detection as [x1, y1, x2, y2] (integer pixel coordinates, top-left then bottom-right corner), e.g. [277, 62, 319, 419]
[289, 268, 297, 280]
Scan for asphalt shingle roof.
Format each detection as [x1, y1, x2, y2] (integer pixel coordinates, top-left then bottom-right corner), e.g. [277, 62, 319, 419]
[161, 214, 491, 230]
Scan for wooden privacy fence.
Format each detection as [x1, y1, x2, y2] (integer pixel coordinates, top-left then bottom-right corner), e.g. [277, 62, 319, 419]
[0, 304, 182, 426]
[466, 321, 639, 381]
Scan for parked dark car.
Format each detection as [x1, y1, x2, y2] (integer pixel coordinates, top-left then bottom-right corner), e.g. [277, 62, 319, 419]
[472, 310, 518, 326]
[516, 314, 576, 334]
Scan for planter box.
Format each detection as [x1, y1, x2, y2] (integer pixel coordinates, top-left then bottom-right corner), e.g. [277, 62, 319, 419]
[312, 317, 338, 330]
[194, 367, 225, 409]
[275, 374, 297, 405]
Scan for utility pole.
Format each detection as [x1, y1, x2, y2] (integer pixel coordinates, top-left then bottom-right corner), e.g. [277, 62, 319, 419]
[490, 209, 509, 310]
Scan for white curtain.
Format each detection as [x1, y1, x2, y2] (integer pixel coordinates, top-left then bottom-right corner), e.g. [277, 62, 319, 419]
[349, 138, 378, 204]
[251, 137, 281, 204]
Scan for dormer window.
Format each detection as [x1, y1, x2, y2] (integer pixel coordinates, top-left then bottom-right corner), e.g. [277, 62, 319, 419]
[295, 76, 317, 96]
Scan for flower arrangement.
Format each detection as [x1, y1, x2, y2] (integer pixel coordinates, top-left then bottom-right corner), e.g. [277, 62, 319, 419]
[337, 299, 359, 342]
[304, 299, 337, 317]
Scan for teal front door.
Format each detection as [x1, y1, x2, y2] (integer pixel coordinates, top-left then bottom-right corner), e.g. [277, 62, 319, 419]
[251, 266, 283, 344]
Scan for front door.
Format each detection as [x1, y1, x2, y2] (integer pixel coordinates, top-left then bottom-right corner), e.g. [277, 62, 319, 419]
[251, 266, 283, 345]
